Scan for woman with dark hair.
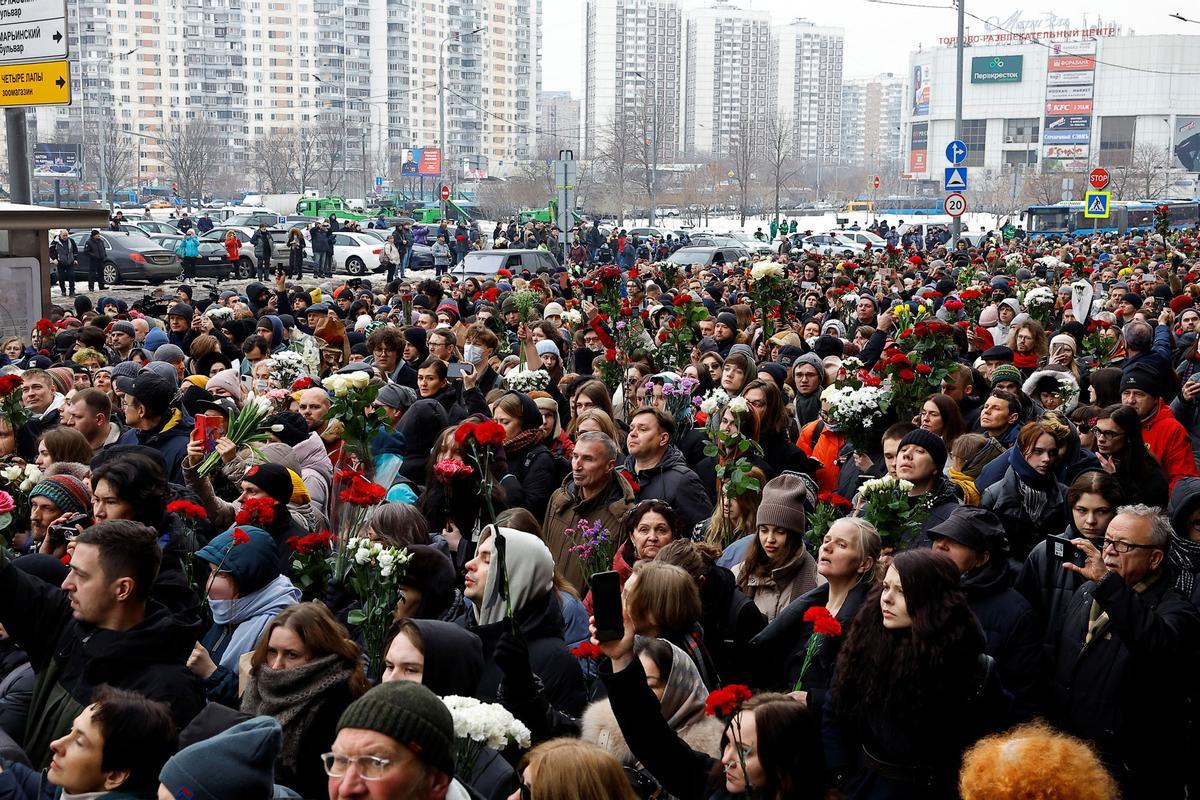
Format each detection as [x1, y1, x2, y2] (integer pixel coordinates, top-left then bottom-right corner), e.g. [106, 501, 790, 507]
[720, 350, 755, 396]
[418, 421, 508, 565]
[1088, 367, 1123, 407]
[824, 549, 1009, 799]
[1092, 403, 1169, 508]
[624, 560, 719, 689]
[242, 602, 368, 799]
[491, 390, 558, 519]
[568, 379, 615, 426]
[981, 417, 1072, 558]
[693, 402, 767, 504]
[732, 473, 819, 623]
[916, 393, 966, 451]
[34, 426, 93, 470]
[594, 619, 822, 799]
[742, 379, 813, 479]
[612, 500, 679, 589]
[1017, 471, 1124, 642]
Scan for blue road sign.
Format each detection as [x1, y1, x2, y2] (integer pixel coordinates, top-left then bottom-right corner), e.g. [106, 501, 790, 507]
[946, 140, 968, 164]
[374, 175, 384, 189]
[1084, 191, 1111, 219]
[944, 167, 968, 191]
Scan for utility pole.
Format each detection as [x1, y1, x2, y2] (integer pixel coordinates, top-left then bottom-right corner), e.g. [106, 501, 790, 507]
[6, 109, 30, 204]
[439, 26, 485, 221]
[951, 0, 965, 246]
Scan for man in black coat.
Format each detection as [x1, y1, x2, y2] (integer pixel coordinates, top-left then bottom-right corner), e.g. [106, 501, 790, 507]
[928, 506, 1042, 718]
[50, 230, 78, 295]
[1049, 505, 1200, 799]
[82, 229, 106, 291]
[624, 407, 713, 534]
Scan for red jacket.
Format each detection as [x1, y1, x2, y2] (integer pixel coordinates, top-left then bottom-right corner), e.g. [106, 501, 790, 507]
[1141, 400, 1198, 492]
[798, 419, 846, 495]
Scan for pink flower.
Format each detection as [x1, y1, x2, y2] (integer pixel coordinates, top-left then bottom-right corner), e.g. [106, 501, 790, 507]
[0, 491, 13, 515]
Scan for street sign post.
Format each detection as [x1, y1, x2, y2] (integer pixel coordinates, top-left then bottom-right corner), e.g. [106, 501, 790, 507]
[1084, 191, 1111, 219]
[0, 0, 67, 65]
[374, 175, 383, 190]
[439, 185, 450, 201]
[944, 193, 967, 217]
[944, 167, 968, 191]
[872, 176, 880, 189]
[946, 140, 967, 164]
[1089, 168, 1110, 191]
[0, 59, 69, 107]
[554, 150, 577, 251]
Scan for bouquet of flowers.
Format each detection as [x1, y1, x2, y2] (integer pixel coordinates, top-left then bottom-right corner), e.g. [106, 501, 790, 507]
[268, 349, 310, 388]
[1023, 286, 1056, 328]
[0, 374, 28, 433]
[331, 468, 387, 581]
[286, 530, 335, 601]
[504, 368, 550, 393]
[1004, 253, 1026, 273]
[167, 499, 207, 595]
[749, 260, 786, 340]
[442, 696, 532, 779]
[655, 295, 709, 373]
[696, 387, 731, 429]
[343, 536, 413, 682]
[195, 395, 273, 478]
[958, 288, 985, 319]
[805, 492, 853, 552]
[656, 376, 699, 447]
[1083, 319, 1117, 368]
[704, 396, 764, 535]
[881, 314, 959, 419]
[456, 420, 507, 530]
[566, 518, 615, 588]
[859, 475, 929, 551]
[433, 458, 474, 483]
[323, 371, 387, 470]
[823, 384, 888, 455]
[0, 461, 42, 538]
[795, 607, 843, 691]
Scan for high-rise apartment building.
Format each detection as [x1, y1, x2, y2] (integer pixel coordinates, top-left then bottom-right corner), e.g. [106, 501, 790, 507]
[683, 2, 773, 158]
[841, 73, 904, 172]
[39, 0, 540, 190]
[773, 19, 845, 164]
[538, 90, 582, 157]
[583, 0, 682, 160]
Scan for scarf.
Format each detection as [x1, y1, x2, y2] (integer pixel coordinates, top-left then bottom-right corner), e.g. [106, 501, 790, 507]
[209, 575, 303, 672]
[947, 468, 981, 506]
[1013, 351, 1040, 370]
[1170, 534, 1200, 597]
[241, 653, 354, 770]
[504, 427, 544, 455]
[1087, 571, 1160, 645]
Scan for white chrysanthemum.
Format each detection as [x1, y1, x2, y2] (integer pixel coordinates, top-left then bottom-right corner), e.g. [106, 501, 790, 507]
[750, 261, 784, 280]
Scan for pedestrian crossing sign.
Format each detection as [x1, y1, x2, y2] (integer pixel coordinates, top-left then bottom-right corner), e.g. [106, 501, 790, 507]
[1083, 191, 1110, 219]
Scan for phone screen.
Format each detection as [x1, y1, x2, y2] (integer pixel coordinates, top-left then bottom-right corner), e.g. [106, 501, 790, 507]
[591, 570, 625, 642]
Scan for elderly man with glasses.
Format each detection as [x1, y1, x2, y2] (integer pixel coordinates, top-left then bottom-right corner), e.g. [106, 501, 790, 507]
[1048, 504, 1200, 800]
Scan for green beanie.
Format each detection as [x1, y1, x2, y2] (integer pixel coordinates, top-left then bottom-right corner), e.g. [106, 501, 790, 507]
[990, 363, 1023, 387]
[336, 682, 455, 776]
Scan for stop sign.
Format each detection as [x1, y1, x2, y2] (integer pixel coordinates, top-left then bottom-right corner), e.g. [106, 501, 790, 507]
[1089, 168, 1110, 191]
[440, 185, 450, 201]
[873, 176, 880, 189]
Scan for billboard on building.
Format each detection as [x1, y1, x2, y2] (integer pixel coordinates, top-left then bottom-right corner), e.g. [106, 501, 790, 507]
[400, 148, 443, 177]
[1175, 117, 1200, 172]
[911, 64, 930, 116]
[1043, 41, 1095, 163]
[1045, 84, 1093, 100]
[909, 123, 929, 174]
[33, 142, 82, 180]
[971, 55, 1023, 83]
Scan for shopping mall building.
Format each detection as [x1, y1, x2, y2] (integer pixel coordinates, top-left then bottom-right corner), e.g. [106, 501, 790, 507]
[902, 27, 1200, 188]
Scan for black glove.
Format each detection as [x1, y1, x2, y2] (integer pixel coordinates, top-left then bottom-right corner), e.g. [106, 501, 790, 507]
[493, 630, 536, 698]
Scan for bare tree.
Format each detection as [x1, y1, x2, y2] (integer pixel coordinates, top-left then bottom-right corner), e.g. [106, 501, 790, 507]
[290, 125, 325, 194]
[763, 111, 797, 230]
[251, 131, 298, 192]
[730, 114, 759, 227]
[83, 120, 134, 204]
[1127, 143, 1171, 200]
[594, 112, 636, 227]
[159, 119, 222, 211]
[308, 122, 347, 195]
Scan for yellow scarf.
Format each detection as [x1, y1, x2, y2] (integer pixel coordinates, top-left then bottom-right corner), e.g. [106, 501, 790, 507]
[948, 468, 980, 506]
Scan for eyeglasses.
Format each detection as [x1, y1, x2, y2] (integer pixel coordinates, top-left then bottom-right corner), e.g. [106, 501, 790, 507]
[1094, 428, 1124, 440]
[1102, 538, 1160, 554]
[321, 753, 393, 780]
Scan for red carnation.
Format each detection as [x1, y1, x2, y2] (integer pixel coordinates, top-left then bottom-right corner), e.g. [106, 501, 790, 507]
[605, 348, 618, 362]
[705, 685, 753, 719]
[291, 376, 314, 391]
[232, 528, 251, 545]
[472, 420, 507, 447]
[803, 606, 833, 624]
[339, 476, 387, 506]
[570, 641, 604, 660]
[813, 616, 843, 637]
[167, 500, 207, 521]
[916, 363, 932, 376]
[236, 497, 277, 527]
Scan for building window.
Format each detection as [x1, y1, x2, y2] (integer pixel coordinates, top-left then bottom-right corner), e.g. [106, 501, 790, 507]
[1099, 116, 1135, 167]
[1004, 149, 1037, 168]
[1004, 118, 1038, 144]
[961, 120, 986, 166]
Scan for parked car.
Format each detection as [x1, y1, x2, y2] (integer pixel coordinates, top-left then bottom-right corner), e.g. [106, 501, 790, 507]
[330, 231, 385, 276]
[837, 230, 887, 251]
[200, 226, 259, 277]
[458, 249, 559, 277]
[688, 233, 744, 249]
[726, 232, 774, 256]
[664, 246, 751, 269]
[116, 220, 186, 237]
[147, 234, 237, 280]
[358, 228, 434, 271]
[226, 211, 284, 227]
[59, 232, 179, 285]
[798, 233, 866, 258]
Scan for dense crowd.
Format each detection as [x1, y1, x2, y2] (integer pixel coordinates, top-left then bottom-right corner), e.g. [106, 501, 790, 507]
[0, 213, 1197, 800]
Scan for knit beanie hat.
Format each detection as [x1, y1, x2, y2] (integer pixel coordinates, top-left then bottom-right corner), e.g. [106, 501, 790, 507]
[532, 395, 560, 438]
[110, 360, 141, 381]
[265, 411, 310, 447]
[756, 473, 809, 534]
[336, 682, 455, 776]
[715, 311, 739, 330]
[207, 368, 245, 405]
[241, 463, 301, 506]
[28, 475, 90, 515]
[989, 364, 1023, 387]
[1049, 333, 1078, 353]
[898, 428, 948, 472]
[534, 339, 559, 357]
[45, 367, 73, 396]
[158, 716, 282, 800]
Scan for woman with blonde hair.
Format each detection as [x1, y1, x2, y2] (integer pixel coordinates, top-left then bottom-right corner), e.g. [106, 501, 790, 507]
[959, 722, 1118, 800]
[512, 738, 638, 800]
[567, 407, 622, 446]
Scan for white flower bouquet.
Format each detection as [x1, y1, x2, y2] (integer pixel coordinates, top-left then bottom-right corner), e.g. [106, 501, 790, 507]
[859, 475, 929, 551]
[749, 260, 784, 280]
[269, 349, 310, 388]
[344, 535, 413, 682]
[195, 395, 274, 478]
[824, 384, 889, 454]
[504, 368, 550, 393]
[1023, 286, 1056, 327]
[442, 695, 532, 777]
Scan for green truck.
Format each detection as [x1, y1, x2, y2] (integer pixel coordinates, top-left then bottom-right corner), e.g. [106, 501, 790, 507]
[517, 198, 585, 227]
[294, 196, 381, 221]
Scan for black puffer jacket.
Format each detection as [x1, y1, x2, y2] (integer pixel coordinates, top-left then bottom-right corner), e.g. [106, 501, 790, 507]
[980, 454, 1067, 560]
[1016, 524, 1092, 644]
[623, 446, 714, 534]
[506, 441, 558, 521]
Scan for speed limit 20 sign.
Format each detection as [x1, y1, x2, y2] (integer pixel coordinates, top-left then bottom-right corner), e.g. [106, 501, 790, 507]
[944, 193, 967, 217]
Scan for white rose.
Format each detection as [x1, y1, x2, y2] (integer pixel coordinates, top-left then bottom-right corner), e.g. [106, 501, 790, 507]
[727, 396, 750, 415]
[18, 479, 34, 493]
[354, 548, 371, 565]
[1, 466, 21, 482]
[350, 371, 369, 389]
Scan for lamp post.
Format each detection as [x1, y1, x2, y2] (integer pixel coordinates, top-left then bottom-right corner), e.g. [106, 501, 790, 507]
[439, 26, 485, 218]
[951, 0, 965, 247]
[632, 69, 658, 226]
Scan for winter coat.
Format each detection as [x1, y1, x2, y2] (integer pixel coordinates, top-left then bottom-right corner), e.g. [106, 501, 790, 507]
[582, 685, 724, 775]
[395, 398, 449, 489]
[623, 447, 713, 535]
[0, 639, 32, 744]
[49, 237, 76, 267]
[542, 473, 636, 595]
[250, 229, 274, 259]
[134, 408, 193, 485]
[432, 241, 451, 266]
[291, 432, 333, 512]
[1016, 528, 1090, 645]
[1139, 400, 1198, 491]
[695, 564, 765, 688]
[799, 419, 847, 496]
[960, 556, 1043, 719]
[0, 551, 203, 768]
[914, 475, 963, 548]
[82, 235, 106, 267]
[506, 440, 557, 521]
[175, 235, 200, 258]
[981, 453, 1066, 560]
[1048, 569, 1200, 797]
[0, 760, 155, 799]
[310, 227, 331, 254]
[731, 548, 820, 622]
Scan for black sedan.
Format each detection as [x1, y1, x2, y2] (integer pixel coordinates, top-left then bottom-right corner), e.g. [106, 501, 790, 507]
[59, 232, 179, 285]
[148, 234, 237, 280]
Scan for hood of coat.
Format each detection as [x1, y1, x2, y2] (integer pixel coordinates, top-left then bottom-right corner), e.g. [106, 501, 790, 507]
[411, 619, 485, 698]
[396, 398, 449, 458]
[625, 444, 689, 480]
[292, 432, 334, 480]
[1022, 368, 1081, 414]
[582, 691, 724, 768]
[82, 602, 201, 675]
[1168, 477, 1200, 535]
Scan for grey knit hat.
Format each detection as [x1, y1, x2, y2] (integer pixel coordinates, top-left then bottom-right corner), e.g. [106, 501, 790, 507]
[756, 473, 809, 534]
[336, 682, 455, 776]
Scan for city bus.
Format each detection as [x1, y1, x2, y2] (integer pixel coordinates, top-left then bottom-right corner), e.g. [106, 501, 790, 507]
[1023, 200, 1200, 237]
[873, 195, 944, 215]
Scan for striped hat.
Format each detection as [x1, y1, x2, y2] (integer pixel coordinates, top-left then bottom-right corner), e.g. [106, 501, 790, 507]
[45, 367, 73, 396]
[29, 475, 91, 515]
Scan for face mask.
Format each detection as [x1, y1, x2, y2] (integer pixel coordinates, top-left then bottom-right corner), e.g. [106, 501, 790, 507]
[463, 344, 484, 364]
[209, 597, 241, 625]
[436, 322, 450, 329]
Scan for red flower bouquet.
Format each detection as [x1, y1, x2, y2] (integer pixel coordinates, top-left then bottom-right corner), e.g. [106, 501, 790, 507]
[705, 684, 753, 720]
[236, 496, 277, 527]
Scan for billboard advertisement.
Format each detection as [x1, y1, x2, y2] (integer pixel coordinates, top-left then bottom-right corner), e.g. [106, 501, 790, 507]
[400, 147, 442, 177]
[911, 64, 930, 116]
[33, 142, 81, 179]
[909, 123, 929, 174]
[1175, 117, 1200, 172]
[971, 55, 1023, 83]
[1043, 41, 1095, 162]
[1045, 83, 1093, 100]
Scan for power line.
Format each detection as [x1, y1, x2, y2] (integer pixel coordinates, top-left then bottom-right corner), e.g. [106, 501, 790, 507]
[865, 0, 954, 9]
[443, 87, 590, 137]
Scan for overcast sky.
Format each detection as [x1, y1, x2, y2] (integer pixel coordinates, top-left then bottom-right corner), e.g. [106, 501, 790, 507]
[542, 0, 1191, 94]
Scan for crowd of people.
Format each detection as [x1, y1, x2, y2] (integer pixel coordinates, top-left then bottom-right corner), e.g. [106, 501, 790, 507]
[0, 211, 1198, 799]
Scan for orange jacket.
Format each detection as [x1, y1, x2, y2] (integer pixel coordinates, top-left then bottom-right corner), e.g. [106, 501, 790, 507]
[798, 419, 846, 495]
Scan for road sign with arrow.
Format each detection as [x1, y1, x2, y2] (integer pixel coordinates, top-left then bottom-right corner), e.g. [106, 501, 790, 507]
[0, 0, 68, 64]
[0, 58, 69, 107]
